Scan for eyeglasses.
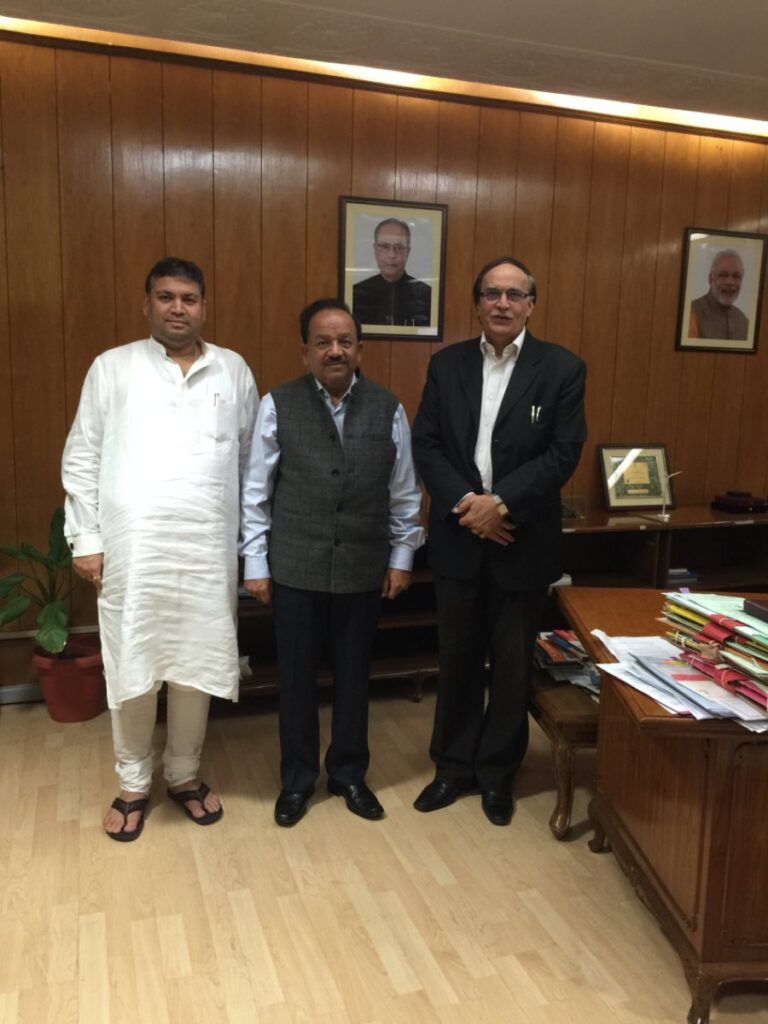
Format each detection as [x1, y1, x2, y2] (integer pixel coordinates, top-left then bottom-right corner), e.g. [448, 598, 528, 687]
[479, 288, 532, 303]
[374, 243, 410, 255]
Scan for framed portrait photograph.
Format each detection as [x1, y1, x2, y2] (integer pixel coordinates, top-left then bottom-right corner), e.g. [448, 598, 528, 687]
[339, 196, 447, 340]
[675, 227, 768, 353]
[599, 445, 675, 512]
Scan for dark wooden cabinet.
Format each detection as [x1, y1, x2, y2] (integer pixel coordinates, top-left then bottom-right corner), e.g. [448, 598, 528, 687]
[562, 512, 663, 587]
[662, 507, 768, 591]
[562, 506, 768, 591]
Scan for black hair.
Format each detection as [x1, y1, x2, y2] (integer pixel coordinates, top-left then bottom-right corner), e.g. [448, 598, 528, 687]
[145, 257, 206, 298]
[472, 256, 537, 304]
[299, 298, 362, 344]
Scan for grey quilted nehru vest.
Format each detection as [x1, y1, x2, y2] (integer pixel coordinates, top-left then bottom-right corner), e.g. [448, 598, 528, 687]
[269, 373, 398, 593]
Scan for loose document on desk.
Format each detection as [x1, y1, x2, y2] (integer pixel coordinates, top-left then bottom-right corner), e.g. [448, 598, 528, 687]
[591, 629, 768, 732]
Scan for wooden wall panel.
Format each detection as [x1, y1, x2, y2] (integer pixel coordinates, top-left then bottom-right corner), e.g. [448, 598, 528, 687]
[391, 96, 440, 420]
[162, 64, 214, 313]
[474, 106, 518, 278]
[611, 128, 665, 442]
[722, 141, 765, 495]
[675, 137, 731, 506]
[546, 118, 594, 356]
[645, 133, 699, 471]
[701, 140, 759, 499]
[436, 101, 480, 349]
[739, 148, 768, 494]
[571, 122, 630, 505]
[0, 42, 66, 548]
[57, 50, 116, 422]
[349, 89, 397, 385]
[307, 83, 352, 303]
[2, 35, 768, 667]
[212, 69, 262, 371]
[0, 76, 15, 551]
[110, 58, 165, 344]
[260, 77, 308, 393]
[514, 112, 557, 333]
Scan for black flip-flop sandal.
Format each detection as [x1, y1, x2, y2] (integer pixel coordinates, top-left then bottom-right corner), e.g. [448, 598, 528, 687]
[167, 782, 223, 826]
[107, 795, 150, 842]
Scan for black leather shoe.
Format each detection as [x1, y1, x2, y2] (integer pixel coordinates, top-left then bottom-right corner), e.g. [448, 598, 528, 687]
[327, 779, 384, 820]
[413, 777, 469, 813]
[274, 787, 313, 827]
[481, 790, 514, 826]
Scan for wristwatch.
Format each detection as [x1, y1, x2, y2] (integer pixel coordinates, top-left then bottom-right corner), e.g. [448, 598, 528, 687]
[492, 494, 509, 517]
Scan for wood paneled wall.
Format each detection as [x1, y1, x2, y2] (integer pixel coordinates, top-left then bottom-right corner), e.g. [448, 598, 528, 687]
[1, 36, 768, 573]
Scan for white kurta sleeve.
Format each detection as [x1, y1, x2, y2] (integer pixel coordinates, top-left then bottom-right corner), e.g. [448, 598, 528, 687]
[62, 358, 107, 556]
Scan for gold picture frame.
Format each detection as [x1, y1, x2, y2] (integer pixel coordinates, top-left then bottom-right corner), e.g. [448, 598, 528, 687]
[339, 196, 447, 340]
[599, 445, 675, 512]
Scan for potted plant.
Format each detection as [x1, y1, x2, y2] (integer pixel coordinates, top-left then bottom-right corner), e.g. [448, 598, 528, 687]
[0, 507, 106, 722]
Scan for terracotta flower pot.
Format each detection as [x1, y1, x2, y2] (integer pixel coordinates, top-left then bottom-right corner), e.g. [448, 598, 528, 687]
[31, 634, 107, 723]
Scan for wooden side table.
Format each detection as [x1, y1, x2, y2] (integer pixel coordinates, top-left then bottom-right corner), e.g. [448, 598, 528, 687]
[530, 674, 598, 838]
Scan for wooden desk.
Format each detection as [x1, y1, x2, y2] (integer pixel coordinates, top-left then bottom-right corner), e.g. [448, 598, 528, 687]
[557, 587, 768, 1024]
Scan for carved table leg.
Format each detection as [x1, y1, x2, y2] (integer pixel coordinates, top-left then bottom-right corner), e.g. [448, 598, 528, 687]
[587, 798, 609, 852]
[410, 672, 424, 703]
[549, 739, 575, 839]
[685, 969, 719, 1024]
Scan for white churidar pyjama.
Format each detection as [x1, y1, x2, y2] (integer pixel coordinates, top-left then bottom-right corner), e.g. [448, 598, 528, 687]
[111, 681, 212, 793]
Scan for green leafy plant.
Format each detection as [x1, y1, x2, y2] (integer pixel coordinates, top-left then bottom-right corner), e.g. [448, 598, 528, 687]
[0, 507, 74, 654]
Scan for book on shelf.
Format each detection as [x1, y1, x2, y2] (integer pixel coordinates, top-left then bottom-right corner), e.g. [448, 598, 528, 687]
[668, 567, 700, 584]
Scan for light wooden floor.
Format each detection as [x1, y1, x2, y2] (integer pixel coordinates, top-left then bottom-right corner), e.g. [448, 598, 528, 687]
[1, 688, 767, 1024]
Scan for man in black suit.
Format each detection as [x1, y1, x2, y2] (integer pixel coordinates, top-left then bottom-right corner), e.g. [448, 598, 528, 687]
[353, 218, 432, 327]
[411, 256, 586, 825]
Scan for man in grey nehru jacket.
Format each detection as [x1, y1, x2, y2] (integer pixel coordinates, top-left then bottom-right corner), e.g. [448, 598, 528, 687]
[241, 298, 423, 826]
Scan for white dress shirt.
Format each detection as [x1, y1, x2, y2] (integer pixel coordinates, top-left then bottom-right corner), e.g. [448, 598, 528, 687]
[473, 329, 525, 492]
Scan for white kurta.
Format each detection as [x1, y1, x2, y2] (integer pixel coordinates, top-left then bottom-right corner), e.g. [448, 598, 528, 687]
[62, 338, 259, 709]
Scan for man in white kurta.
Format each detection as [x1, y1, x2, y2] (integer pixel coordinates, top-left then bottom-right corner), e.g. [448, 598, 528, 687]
[62, 258, 258, 840]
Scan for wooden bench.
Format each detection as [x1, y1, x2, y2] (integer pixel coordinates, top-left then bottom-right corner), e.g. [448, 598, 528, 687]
[530, 672, 599, 839]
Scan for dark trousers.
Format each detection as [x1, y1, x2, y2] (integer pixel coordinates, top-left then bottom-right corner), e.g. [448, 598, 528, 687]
[430, 567, 546, 792]
[272, 582, 382, 794]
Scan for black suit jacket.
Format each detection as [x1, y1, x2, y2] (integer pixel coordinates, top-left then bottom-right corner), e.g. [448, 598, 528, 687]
[353, 273, 432, 326]
[412, 332, 587, 589]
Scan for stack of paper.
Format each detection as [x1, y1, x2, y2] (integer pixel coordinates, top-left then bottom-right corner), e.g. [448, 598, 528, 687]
[661, 592, 768, 716]
[535, 629, 600, 695]
[591, 621, 768, 733]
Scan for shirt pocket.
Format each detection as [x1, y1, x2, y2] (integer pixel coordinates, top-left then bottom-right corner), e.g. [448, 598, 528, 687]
[187, 394, 238, 450]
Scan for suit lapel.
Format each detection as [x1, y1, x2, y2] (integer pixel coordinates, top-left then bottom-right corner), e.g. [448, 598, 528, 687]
[495, 331, 542, 427]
